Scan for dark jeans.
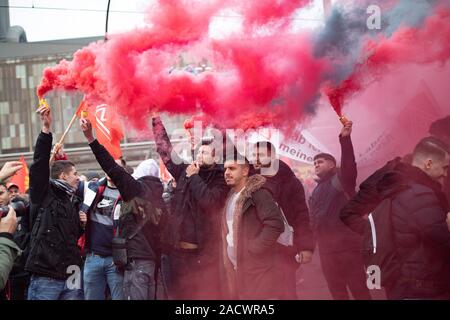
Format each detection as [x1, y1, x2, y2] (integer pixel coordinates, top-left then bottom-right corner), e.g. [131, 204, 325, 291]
[319, 249, 372, 300]
[123, 259, 165, 300]
[163, 249, 222, 300]
[160, 254, 173, 299]
[0, 274, 30, 300]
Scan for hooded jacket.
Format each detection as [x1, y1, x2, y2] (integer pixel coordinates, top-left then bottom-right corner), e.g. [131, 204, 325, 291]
[221, 174, 285, 299]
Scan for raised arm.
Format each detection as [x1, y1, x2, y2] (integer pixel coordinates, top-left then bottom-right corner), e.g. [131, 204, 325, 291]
[152, 116, 187, 181]
[338, 121, 357, 194]
[29, 105, 52, 206]
[80, 118, 143, 202]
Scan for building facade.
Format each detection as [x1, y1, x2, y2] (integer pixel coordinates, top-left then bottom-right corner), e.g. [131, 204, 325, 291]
[0, 37, 185, 172]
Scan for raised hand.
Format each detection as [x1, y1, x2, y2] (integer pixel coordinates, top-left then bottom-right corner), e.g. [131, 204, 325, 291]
[80, 118, 95, 143]
[36, 104, 52, 133]
[340, 120, 353, 138]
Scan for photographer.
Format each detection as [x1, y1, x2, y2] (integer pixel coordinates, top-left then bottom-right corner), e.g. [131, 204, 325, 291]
[0, 206, 20, 290]
[0, 180, 30, 300]
[0, 161, 23, 293]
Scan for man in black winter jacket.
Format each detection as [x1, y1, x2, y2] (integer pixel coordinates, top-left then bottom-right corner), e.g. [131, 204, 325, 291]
[80, 118, 166, 300]
[309, 120, 371, 300]
[429, 116, 450, 204]
[341, 137, 450, 299]
[152, 116, 229, 299]
[26, 104, 84, 300]
[253, 141, 314, 299]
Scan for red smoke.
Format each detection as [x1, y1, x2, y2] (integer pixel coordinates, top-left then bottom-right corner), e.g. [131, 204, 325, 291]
[326, 6, 450, 114]
[324, 79, 361, 117]
[37, 1, 450, 132]
[36, 0, 321, 131]
[37, 44, 106, 98]
[240, 0, 310, 28]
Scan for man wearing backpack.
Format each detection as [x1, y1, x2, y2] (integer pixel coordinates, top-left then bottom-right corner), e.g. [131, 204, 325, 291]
[253, 141, 314, 299]
[309, 120, 371, 300]
[151, 115, 229, 299]
[78, 159, 125, 300]
[81, 118, 167, 300]
[26, 105, 84, 300]
[341, 137, 450, 299]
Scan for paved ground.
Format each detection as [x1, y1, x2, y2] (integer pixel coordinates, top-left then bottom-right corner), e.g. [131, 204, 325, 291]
[295, 249, 387, 300]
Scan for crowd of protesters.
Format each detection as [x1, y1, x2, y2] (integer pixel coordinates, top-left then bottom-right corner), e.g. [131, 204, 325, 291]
[0, 105, 449, 300]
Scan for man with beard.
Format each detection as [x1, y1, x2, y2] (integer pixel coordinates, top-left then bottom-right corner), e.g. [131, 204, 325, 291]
[253, 141, 314, 299]
[152, 116, 229, 299]
[221, 153, 284, 299]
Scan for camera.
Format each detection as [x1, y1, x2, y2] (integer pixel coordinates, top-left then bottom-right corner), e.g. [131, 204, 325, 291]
[0, 201, 27, 218]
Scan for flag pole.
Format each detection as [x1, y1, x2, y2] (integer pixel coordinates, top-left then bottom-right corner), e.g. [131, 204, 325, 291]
[44, 98, 86, 163]
[50, 112, 79, 163]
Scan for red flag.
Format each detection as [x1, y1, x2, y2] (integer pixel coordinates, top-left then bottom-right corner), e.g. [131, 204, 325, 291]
[9, 155, 29, 193]
[77, 100, 124, 159]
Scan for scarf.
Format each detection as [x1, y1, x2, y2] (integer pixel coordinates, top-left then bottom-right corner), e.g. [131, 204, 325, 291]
[51, 179, 75, 198]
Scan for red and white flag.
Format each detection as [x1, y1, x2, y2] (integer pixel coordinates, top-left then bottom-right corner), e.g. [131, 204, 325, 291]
[77, 100, 124, 159]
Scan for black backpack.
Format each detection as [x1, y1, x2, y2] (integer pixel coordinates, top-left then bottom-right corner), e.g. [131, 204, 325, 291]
[120, 196, 164, 227]
[362, 198, 400, 287]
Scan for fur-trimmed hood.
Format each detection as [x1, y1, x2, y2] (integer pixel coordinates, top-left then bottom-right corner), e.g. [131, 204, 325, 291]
[222, 174, 266, 262]
[221, 173, 287, 299]
[230, 174, 267, 225]
[235, 174, 267, 206]
[220, 174, 267, 297]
